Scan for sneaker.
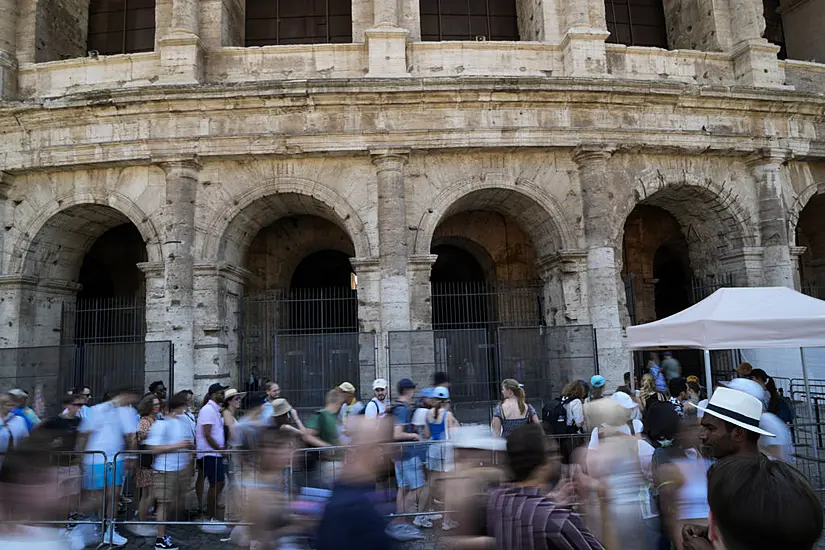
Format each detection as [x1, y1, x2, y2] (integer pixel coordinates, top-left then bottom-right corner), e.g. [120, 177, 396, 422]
[200, 519, 230, 534]
[386, 523, 425, 541]
[155, 535, 179, 550]
[442, 519, 460, 531]
[127, 524, 157, 537]
[69, 524, 98, 550]
[103, 527, 128, 546]
[412, 515, 433, 528]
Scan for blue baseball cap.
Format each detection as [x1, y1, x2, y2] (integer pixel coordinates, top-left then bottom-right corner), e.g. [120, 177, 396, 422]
[420, 387, 435, 398]
[590, 375, 606, 389]
[397, 378, 416, 392]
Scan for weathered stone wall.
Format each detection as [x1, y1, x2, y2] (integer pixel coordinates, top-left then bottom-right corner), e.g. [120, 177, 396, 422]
[35, 0, 88, 62]
[662, 0, 730, 51]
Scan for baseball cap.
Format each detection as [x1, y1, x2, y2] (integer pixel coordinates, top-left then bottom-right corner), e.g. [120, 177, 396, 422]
[433, 387, 450, 399]
[420, 387, 435, 399]
[590, 375, 606, 389]
[7, 389, 28, 398]
[338, 382, 356, 393]
[397, 378, 416, 392]
[372, 378, 388, 390]
[611, 391, 638, 409]
[207, 383, 229, 394]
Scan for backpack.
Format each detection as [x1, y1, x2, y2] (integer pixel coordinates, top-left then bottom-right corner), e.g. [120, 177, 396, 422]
[357, 398, 384, 417]
[544, 397, 578, 435]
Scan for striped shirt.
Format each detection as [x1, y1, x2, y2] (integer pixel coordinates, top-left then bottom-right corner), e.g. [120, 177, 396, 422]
[486, 486, 604, 550]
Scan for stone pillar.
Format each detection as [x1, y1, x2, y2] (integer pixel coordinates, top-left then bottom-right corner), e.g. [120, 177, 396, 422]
[574, 145, 625, 384]
[790, 246, 807, 291]
[0, 275, 37, 349]
[191, 262, 249, 398]
[158, 0, 204, 83]
[536, 250, 589, 326]
[365, 0, 409, 77]
[748, 148, 795, 287]
[350, 257, 383, 389]
[560, 0, 609, 77]
[154, 157, 199, 392]
[727, 0, 786, 87]
[0, 0, 17, 99]
[409, 254, 437, 330]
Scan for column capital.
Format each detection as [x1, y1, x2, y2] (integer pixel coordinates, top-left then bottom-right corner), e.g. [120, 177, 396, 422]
[572, 145, 616, 167]
[408, 254, 438, 272]
[193, 262, 252, 285]
[137, 261, 165, 279]
[370, 147, 410, 168]
[350, 257, 381, 273]
[154, 154, 201, 174]
[536, 249, 588, 278]
[0, 171, 13, 199]
[790, 245, 808, 259]
[745, 147, 792, 170]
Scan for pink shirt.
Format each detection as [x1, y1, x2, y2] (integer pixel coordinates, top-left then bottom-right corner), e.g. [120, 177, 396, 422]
[196, 400, 225, 458]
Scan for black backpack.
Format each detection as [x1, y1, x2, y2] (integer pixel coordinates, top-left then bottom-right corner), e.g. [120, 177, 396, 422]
[357, 398, 383, 416]
[543, 397, 577, 435]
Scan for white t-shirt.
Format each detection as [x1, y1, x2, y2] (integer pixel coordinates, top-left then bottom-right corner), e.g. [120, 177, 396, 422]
[79, 402, 138, 465]
[759, 412, 793, 462]
[145, 416, 194, 472]
[0, 414, 30, 470]
[363, 398, 387, 419]
[587, 419, 644, 450]
[564, 398, 585, 428]
[412, 407, 429, 428]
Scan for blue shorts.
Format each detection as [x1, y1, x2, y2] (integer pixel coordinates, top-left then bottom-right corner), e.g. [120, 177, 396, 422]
[394, 457, 424, 490]
[83, 461, 127, 491]
[202, 456, 226, 485]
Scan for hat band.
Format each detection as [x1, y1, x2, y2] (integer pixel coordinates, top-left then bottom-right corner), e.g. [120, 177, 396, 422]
[706, 404, 760, 428]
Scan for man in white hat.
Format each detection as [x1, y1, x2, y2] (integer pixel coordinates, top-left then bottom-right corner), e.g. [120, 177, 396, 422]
[364, 379, 388, 419]
[722, 378, 793, 462]
[692, 387, 775, 461]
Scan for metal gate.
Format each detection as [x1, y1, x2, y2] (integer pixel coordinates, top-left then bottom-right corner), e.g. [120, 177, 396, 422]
[238, 289, 377, 413]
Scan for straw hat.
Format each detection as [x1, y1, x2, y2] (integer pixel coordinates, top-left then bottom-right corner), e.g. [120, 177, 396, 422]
[690, 387, 774, 436]
[223, 388, 246, 401]
[270, 398, 292, 417]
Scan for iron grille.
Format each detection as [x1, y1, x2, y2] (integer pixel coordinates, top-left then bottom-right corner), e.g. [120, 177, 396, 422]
[690, 273, 736, 303]
[419, 0, 520, 41]
[87, 0, 156, 55]
[604, 0, 668, 48]
[62, 295, 146, 345]
[431, 280, 543, 330]
[245, 0, 353, 46]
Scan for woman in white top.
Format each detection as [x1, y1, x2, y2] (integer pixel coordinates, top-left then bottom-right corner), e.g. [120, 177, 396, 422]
[587, 391, 644, 450]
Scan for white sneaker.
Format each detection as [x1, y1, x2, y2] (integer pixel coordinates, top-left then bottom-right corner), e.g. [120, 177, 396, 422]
[69, 524, 98, 550]
[427, 513, 443, 521]
[103, 527, 128, 546]
[412, 515, 433, 528]
[200, 519, 230, 534]
[443, 519, 460, 531]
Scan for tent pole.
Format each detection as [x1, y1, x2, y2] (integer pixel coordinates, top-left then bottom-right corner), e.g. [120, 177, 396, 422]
[629, 352, 635, 392]
[800, 348, 819, 460]
[703, 350, 713, 399]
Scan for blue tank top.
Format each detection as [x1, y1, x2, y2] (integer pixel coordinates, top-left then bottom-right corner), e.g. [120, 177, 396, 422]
[427, 412, 447, 441]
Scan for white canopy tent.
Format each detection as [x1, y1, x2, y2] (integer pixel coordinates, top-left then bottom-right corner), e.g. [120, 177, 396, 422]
[625, 287, 825, 444]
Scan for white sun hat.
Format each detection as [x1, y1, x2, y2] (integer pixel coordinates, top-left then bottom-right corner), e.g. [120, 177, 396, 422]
[690, 386, 774, 437]
[611, 391, 638, 409]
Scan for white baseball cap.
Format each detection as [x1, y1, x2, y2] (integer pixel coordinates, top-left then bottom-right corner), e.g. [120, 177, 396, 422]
[611, 391, 638, 409]
[372, 378, 388, 390]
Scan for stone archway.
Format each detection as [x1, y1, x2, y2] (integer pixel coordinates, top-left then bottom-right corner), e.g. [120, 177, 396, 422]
[795, 186, 825, 297]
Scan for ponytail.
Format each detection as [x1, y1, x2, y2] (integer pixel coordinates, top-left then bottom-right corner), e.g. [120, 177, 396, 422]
[515, 386, 526, 416]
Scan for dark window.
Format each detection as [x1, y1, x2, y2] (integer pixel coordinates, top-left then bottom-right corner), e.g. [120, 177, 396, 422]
[420, 0, 519, 41]
[245, 0, 352, 46]
[87, 0, 156, 55]
[762, 0, 787, 60]
[604, 0, 668, 48]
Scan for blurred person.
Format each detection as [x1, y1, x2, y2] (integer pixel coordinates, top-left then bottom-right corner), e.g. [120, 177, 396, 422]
[584, 398, 650, 550]
[134, 394, 161, 536]
[221, 388, 244, 444]
[148, 381, 168, 403]
[64, 386, 92, 419]
[686, 377, 702, 406]
[363, 379, 388, 419]
[38, 394, 84, 523]
[734, 362, 752, 379]
[486, 424, 603, 549]
[694, 455, 823, 550]
[722, 378, 792, 462]
[746, 369, 792, 422]
[180, 390, 196, 439]
[615, 386, 643, 422]
[648, 353, 667, 392]
[692, 387, 773, 460]
[640, 373, 666, 412]
[492, 379, 539, 439]
[0, 428, 75, 549]
[337, 382, 364, 432]
[304, 389, 345, 489]
[587, 375, 606, 403]
[433, 372, 450, 388]
[588, 391, 643, 449]
[668, 377, 689, 418]
[196, 383, 229, 533]
[388, 378, 426, 540]
[662, 351, 682, 382]
[0, 393, 29, 462]
[145, 392, 195, 550]
[8, 388, 41, 431]
[545, 380, 586, 466]
[74, 387, 139, 547]
[316, 416, 395, 550]
[262, 382, 304, 430]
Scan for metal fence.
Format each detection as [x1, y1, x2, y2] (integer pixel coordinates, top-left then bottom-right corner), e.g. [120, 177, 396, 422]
[387, 326, 598, 423]
[431, 280, 544, 330]
[0, 342, 174, 414]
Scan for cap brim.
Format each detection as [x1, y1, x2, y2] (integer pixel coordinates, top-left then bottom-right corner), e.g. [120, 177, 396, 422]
[688, 402, 775, 437]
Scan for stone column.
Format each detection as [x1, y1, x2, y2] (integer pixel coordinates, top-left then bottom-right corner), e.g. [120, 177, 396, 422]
[790, 246, 807, 291]
[365, 0, 409, 77]
[0, 0, 17, 99]
[191, 262, 249, 398]
[408, 254, 437, 330]
[158, 0, 204, 83]
[349, 257, 383, 389]
[560, 0, 609, 76]
[727, 0, 786, 87]
[748, 148, 795, 287]
[155, 157, 199, 392]
[536, 250, 589, 326]
[574, 145, 625, 384]
[0, 275, 37, 349]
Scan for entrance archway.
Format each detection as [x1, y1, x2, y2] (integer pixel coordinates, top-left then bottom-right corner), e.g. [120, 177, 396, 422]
[796, 193, 825, 298]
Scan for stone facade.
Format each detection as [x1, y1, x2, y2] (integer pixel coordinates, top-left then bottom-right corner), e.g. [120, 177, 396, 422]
[0, 0, 824, 398]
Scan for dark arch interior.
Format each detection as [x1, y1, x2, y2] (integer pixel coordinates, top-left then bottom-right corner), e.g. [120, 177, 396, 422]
[652, 241, 692, 320]
[74, 223, 147, 343]
[431, 244, 489, 329]
[287, 249, 357, 333]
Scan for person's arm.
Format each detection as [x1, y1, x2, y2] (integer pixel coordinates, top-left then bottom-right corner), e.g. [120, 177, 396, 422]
[655, 462, 685, 548]
[291, 409, 305, 431]
[201, 424, 222, 450]
[530, 405, 540, 425]
[302, 413, 333, 447]
[571, 399, 585, 427]
[490, 404, 502, 436]
[393, 423, 420, 442]
[447, 411, 460, 430]
[364, 400, 378, 419]
[423, 413, 432, 440]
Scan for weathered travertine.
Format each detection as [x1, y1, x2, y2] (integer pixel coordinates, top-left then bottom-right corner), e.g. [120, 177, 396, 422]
[0, 0, 823, 395]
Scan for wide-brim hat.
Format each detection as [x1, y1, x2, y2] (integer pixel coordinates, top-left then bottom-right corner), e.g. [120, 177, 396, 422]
[689, 387, 774, 437]
[270, 398, 292, 417]
[223, 388, 246, 401]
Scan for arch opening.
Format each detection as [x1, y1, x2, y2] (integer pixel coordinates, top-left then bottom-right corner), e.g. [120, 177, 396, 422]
[796, 193, 825, 298]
